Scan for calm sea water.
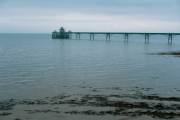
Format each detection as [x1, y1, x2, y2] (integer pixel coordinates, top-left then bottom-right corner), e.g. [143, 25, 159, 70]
[0, 33, 180, 100]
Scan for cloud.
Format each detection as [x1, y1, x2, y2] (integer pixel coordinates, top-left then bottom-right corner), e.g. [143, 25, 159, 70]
[1, 0, 179, 17]
[1, 0, 176, 8]
[1, 13, 180, 33]
[0, 0, 180, 33]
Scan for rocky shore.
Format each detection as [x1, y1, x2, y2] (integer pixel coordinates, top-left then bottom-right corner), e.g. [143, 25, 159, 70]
[1, 85, 180, 120]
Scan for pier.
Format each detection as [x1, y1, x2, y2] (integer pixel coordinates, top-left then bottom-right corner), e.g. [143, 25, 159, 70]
[52, 27, 72, 39]
[52, 27, 180, 43]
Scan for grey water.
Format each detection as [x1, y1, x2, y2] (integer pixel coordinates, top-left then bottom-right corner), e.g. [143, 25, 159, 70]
[0, 33, 180, 100]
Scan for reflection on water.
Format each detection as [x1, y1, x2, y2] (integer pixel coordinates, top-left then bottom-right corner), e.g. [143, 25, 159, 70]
[0, 34, 180, 100]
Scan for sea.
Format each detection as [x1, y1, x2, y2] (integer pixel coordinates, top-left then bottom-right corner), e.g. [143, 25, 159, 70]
[0, 33, 180, 100]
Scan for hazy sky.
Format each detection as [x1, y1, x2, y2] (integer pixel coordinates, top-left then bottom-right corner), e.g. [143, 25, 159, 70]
[0, 0, 180, 33]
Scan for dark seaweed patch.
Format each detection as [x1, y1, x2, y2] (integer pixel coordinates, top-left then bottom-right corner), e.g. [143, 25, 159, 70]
[1, 90, 180, 119]
[148, 51, 180, 56]
[0, 112, 12, 116]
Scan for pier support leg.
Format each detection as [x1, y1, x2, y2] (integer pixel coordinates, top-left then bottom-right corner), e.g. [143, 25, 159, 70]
[68, 32, 72, 39]
[124, 34, 129, 42]
[106, 34, 111, 41]
[52, 34, 57, 39]
[76, 34, 81, 40]
[145, 34, 149, 43]
[90, 34, 95, 40]
[168, 34, 172, 44]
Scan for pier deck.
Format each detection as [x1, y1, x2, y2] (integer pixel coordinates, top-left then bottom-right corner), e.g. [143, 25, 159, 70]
[71, 32, 180, 43]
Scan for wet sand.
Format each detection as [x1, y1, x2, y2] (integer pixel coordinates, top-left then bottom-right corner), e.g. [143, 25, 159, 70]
[1, 85, 180, 120]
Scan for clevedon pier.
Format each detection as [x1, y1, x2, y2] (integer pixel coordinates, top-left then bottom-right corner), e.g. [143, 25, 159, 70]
[52, 27, 180, 43]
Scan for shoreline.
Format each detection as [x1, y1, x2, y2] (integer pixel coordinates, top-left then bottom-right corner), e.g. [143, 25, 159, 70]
[1, 86, 180, 120]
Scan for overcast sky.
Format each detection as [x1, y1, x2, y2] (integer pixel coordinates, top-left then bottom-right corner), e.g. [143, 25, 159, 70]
[0, 0, 180, 33]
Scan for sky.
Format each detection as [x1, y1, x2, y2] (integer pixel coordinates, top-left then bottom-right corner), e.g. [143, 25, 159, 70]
[0, 0, 180, 33]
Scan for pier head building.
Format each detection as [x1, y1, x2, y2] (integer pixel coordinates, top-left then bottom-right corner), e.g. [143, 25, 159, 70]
[52, 27, 72, 39]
